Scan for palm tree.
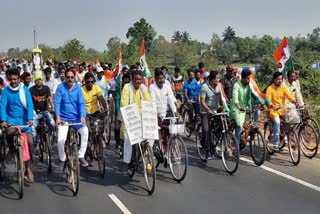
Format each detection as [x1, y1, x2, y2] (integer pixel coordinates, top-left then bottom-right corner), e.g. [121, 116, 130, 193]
[181, 31, 191, 43]
[222, 26, 236, 43]
[172, 31, 182, 43]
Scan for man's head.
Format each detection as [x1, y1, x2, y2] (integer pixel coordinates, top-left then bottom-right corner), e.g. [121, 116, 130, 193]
[187, 68, 195, 81]
[195, 69, 201, 81]
[9, 69, 21, 88]
[122, 73, 131, 87]
[154, 68, 165, 89]
[295, 70, 300, 79]
[273, 71, 283, 87]
[84, 72, 95, 91]
[34, 75, 43, 88]
[131, 70, 143, 90]
[287, 70, 297, 84]
[23, 64, 28, 72]
[208, 70, 220, 85]
[44, 67, 52, 80]
[161, 66, 168, 75]
[96, 67, 104, 80]
[198, 62, 205, 72]
[174, 66, 181, 78]
[122, 67, 129, 75]
[65, 69, 75, 88]
[59, 66, 66, 82]
[241, 70, 251, 86]
[79, 65, 84, 73]
[226, 64, 234, 79]
[21, 71, 32, 87]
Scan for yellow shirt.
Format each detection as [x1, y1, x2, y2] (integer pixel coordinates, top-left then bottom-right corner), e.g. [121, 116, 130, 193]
[82, 85, 103, 114]
[120, 83, 152, 112]
[266, 83, 295, 119]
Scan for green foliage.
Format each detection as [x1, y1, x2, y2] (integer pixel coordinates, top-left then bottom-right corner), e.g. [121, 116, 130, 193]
[62, 38, 84, 61]
[126, 18, 156, 52]
[222, 26, 236, 43]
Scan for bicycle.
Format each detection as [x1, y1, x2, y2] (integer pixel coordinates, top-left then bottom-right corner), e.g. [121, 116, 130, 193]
[263, 106, 301, 165]
[59, 122, 82, 196]
[0, 124, 30, 199]
[36, 111, 52, 172]
[295, 106, 318, 158]
[195, 111, 239, 175]
[86, 112, 107, 177]
[105, 97, 115, 145]
[182, 100, 200, 137]
[153, 117, 188, 182]
[127, 140, 156, 195]
[238, 108, 266, 166]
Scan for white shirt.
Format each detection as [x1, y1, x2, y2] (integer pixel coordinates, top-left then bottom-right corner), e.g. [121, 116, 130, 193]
[149, 80, 177, 117]
[43, 77, 58, 95]
[96, 77, 110, 101]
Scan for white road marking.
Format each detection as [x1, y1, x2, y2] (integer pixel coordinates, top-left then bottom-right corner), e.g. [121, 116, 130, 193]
[108, 194, 132, 214]
[240, 157, 320, 192]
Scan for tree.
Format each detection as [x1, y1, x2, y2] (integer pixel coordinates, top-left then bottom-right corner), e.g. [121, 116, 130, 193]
[106, 36, 122, 62]
[172, 31, 182, 43]
[126, 18, 156, 52]
[222, 26, 236, 43]
[62, 39, 84, 60]
[181, 31, 191, 43]
[38, 44, 53, 60]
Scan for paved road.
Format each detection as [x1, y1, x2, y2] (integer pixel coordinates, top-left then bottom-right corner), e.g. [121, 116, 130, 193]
[0, 134, 320, 214]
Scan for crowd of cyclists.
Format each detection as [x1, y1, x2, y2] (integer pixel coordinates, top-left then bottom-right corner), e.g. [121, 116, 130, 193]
[0, 57, 317, 195]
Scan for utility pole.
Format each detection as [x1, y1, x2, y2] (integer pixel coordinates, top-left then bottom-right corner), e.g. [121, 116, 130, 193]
[33, 26, 37, 48]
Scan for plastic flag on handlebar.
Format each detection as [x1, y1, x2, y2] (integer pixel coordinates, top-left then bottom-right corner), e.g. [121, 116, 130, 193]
[249, 73, 271, 106]
[219, 83, 230, 112]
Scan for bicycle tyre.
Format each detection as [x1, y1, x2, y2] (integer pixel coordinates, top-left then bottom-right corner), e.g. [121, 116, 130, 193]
[16, 145, 24, 199]
[287, 129, 300, 166]
[142, 143, 156, 195]
[195, 124, 207, 162]
[0, 142, 4, 181]
[96, 135, 106, 177]
[45, 132, 52, 172]
[299, 124, 318, 159]
[183, 110, 192, 137]
[221, 131, 239, 175]
[70, 143, 80, 195]
[264, 122, 276, 155]
[249, 129, 266, 166]
[168, 136, 188, 182]
[304, 116, 320, 140]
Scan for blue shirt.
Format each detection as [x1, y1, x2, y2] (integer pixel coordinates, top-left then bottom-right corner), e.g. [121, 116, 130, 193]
[0, 85, 34, 133]
[54, 82, 86, 128]
[183, 79, 200, 101]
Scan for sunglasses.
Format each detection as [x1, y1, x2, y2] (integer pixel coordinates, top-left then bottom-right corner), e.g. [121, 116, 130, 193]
[66, 76, 74, 79]
[86, 81, 94, 84]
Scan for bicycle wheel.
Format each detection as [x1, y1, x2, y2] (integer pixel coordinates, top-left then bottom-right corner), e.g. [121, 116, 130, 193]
[221, 131, 239, 175]
[249, 129, 266, 166]
[70, 143, 80, 195]
[183, 110, 192, 137]
[0, 142, 4, 181]
[45, 132, 52, 172]
[95, 135, 106, 177]
[264, 122, 276, 155]
[305, 117, 320, 139]
[299, 124, 318, 159]
[152, 140, 163, 168]
[287, 129, 300, 165]
[16, 145, 24, 199]
[195, 124, 207, 161]
[168, 136, 188, 182]
[141, 143, 156, 194]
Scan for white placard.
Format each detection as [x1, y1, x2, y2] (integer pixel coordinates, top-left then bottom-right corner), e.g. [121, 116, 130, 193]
[141, 101, 159, 140]
[120, 103, 143, 145]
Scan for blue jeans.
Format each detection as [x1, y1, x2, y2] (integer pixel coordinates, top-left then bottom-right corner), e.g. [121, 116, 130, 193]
[33, 112, 55, 144]
[272, 117, 280, 144]
[235, 126, 242, 145]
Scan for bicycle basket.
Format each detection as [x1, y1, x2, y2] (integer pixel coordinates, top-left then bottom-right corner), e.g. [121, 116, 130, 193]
[169, 124, 185, 134]
[284, 106, 300, 124]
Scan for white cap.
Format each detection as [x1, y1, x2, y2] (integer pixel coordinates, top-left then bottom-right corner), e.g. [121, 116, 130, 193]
[96, 66, 104, 72]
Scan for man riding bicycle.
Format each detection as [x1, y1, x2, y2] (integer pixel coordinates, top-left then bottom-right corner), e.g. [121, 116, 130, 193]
[120, 70, 152, 174]
[199, 70, 223, 158]
[266, 71, 298, 148]
[0, 69, 35, 182]
[55, 68, 89, 169]
[149, 68, 179, 119]
[30, 75, 55, 145]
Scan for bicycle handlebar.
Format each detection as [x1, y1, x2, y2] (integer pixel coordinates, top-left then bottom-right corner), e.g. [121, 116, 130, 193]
[59, 122, 83, 126]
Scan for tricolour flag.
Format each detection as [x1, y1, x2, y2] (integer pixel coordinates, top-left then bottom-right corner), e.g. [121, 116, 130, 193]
[139, 39, 152, 79]
[113, 48, 122, 78]
[273, 37, 294, 75]
[249, 73, 271, 106]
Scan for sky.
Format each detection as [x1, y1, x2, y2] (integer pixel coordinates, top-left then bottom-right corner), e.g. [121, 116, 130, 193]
[0, 0, 319, 52]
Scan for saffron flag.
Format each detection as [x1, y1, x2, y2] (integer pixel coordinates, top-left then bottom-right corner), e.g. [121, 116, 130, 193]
[139, 39, 152, 79]
[273, 37, 294, 75]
